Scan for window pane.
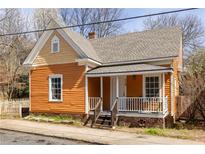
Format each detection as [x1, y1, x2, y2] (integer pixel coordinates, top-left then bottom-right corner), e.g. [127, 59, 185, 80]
[145, 76, 159, 97]
[155, 82, 159, 88]
[150, 82, 154, 88]
[146, 77, 149, 82]
[150, 77, 154, 82]
[50, 76, 62, 101]
[155, 77, 159, 82]
[155, 89, 159, 97]
[53, 43, 58, 52]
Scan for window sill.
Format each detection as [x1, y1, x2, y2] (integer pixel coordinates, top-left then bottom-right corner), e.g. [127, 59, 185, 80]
[49, 100, 63, 103]
[51, 51, 60, 54]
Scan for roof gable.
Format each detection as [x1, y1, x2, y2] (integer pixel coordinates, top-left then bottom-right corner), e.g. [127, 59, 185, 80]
[23, 19, 100, 66]
[33, 30, 79, 66]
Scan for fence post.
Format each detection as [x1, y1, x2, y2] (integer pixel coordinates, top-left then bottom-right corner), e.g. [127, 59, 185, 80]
[19, 102, 22, 118]
[0, 103, 2, 115]
[0, 102, 4, 115]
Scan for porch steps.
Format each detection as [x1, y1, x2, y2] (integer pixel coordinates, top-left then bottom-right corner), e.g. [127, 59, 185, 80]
[96, 115, 112, 126]
[84, 111, 113, 128]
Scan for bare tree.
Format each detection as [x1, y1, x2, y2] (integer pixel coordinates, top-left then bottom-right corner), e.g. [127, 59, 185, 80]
[143, 14, 205, 55]
[179, 49, 205, 122]
[0, 9, 33, 100]
[179, 72, 205, 122]
[32, 8, 61, 39]
[60, 8, 124, 37]
[186, 48, 205, 74]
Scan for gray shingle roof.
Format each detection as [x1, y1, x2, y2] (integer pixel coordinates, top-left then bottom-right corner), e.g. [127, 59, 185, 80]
[57, 20, 100, 62]
[87, 64, 172, 75]
[90, 27, 182, 64]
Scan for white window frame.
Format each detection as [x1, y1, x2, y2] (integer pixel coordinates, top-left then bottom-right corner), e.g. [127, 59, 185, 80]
[51, 35, 60, 53]
[49, 74, 63, 102]
[143, 74, 161, 98]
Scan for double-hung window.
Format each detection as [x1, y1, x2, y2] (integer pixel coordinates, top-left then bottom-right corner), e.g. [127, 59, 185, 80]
[49, 74, 63, 102]
[144, 75, 160, 97]
[51, 36, 59, 53]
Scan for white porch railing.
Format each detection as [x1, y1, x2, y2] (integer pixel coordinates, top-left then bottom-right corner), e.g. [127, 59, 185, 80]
[118, 97, 168, 114]
[88, 97, 102, 110]
[88, 96, 168, 114]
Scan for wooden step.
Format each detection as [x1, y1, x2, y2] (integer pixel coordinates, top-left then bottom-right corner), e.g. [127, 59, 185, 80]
[84, 110, 115, 127]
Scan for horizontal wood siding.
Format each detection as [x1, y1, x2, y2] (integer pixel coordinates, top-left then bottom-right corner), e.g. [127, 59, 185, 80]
[172, 58, 180, 114]
[30, 63, 85, 114]
[127, 75, 143, 97]
[33, 31, 79, 66]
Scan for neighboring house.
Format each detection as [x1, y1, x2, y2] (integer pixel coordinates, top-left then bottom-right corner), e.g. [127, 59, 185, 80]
[23, 19, 183, 127]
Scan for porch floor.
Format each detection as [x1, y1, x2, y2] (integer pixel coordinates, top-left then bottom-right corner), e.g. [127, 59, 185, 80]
[88, 110, 111, 116]
[88, 110, 168, 118]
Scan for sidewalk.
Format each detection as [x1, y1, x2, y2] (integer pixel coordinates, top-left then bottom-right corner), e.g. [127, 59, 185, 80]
[0, 119, 204, 145]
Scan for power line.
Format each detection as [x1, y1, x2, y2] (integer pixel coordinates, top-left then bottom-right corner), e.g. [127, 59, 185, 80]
[0, 8, 198, 37]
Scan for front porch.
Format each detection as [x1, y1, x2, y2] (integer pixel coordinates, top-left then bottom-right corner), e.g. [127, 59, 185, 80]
[86, 74, 170, 117]
[84, 64, 172, 127]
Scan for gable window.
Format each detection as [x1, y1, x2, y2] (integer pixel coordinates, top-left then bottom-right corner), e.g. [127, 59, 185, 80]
[49, 74, 63, 102]
[51, 36, 59, 53]
[144, 75, 160, 97]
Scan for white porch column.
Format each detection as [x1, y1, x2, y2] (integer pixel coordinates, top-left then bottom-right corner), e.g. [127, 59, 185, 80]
[85, 76, 88, 113]
[85, 65, 90, 114]
[100, 77, 103, 98]
[162, 73, 165, 113]
[170, 72, 174, 116]
[100, 77, 103, 111]
[116, 76, 119, 98]
[162, 73, 165, 98]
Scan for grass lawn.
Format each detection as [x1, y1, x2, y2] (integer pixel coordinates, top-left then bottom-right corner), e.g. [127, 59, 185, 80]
[24, 114, 82, 126]
[115, 125, 205, 143]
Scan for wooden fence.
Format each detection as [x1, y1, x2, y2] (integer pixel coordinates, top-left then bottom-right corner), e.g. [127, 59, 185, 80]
[0, 98, 29, 117]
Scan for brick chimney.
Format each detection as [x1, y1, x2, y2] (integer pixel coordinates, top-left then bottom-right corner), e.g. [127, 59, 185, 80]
[88, 32, 96, 39]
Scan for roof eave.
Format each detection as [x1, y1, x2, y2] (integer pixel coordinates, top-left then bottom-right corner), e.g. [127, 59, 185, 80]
[86, 68, 173, 77]
[76, 58, 102, 68]
[101, 56, 178, 66]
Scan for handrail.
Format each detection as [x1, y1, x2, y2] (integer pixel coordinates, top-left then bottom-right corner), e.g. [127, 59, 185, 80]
[111, 98, 118, 111]
[91, 98, 102, 127]
[111, 98, 118, 126]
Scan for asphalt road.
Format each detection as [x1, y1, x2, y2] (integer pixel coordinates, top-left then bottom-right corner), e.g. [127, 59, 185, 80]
[0, 129, 91, 145]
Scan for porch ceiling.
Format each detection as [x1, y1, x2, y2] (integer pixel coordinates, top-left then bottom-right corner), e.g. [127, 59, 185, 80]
[86, 63, 172, 76]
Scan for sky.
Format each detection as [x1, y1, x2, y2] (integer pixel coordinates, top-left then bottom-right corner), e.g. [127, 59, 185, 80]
[21, 8, 205, 34]
[122, 8, 205, 32]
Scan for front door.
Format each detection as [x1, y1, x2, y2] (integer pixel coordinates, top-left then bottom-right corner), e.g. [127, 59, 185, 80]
[110, 76, 126, 108]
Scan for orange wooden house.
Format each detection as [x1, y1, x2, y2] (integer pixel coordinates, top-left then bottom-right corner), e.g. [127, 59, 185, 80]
[23, 19, 183, 127]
